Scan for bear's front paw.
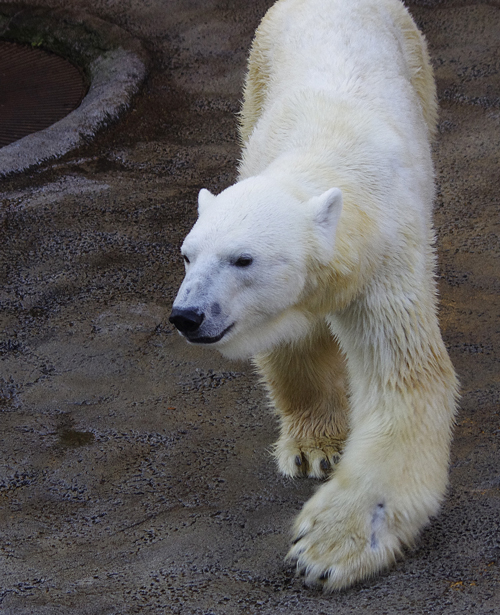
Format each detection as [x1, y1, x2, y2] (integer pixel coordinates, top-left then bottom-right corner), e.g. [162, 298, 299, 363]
[286, 479, 403, 590]
[274, 434, 343, 478]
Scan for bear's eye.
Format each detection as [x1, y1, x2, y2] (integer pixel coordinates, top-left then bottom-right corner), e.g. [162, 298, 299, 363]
[183, 254, 190, 264]
[234, 255, 253, 268]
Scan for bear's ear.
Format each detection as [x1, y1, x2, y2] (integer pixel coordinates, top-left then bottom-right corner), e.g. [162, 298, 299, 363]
[309, 187, 343, 261]
[198, 188, 216, 216]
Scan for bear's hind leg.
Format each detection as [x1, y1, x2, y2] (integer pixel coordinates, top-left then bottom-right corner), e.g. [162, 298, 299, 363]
[255, 319, 349, 478]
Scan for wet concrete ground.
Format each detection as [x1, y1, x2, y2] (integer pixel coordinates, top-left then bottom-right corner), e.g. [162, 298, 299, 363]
[0, 0, 499, 613]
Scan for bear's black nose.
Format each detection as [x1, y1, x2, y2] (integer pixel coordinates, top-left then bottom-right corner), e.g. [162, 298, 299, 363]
[169, 308, 205, 334]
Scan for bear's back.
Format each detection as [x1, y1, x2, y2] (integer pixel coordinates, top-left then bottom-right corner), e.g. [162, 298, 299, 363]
[239, 0, 436, 149]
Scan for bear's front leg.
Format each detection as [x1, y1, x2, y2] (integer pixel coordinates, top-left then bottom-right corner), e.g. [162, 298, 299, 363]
[287, 310, 458, 590]
[287, 472, 402, 590]
[287, 425, 448, 590]
[255, 320, 349, 478]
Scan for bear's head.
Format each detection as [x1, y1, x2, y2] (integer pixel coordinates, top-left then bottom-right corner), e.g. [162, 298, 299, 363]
[169, 175, 342, 359]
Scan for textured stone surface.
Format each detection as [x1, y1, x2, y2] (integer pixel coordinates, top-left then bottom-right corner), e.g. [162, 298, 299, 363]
[0, 1, 499, 613]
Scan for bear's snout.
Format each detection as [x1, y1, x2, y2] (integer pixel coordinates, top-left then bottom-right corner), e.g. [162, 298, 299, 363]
[169, 308, 204, 334]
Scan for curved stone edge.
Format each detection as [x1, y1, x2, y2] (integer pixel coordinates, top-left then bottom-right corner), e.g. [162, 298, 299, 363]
[0, 5, 149, 177]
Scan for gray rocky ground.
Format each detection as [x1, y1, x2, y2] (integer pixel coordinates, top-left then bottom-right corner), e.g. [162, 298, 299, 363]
[0, 0, 499, 613]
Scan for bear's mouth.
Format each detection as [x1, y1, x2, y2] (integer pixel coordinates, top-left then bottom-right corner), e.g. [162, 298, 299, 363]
[185, 323, 234, 345]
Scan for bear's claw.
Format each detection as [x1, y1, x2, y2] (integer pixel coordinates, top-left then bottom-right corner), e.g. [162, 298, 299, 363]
[320, 458, 331, 471]
[275, 436, 343, 478]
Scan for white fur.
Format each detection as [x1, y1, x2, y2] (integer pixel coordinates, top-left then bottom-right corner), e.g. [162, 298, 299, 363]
[171, 0, 457, 591]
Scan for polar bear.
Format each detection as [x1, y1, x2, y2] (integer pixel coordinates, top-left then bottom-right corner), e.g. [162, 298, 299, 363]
[169, 0, 458, 591]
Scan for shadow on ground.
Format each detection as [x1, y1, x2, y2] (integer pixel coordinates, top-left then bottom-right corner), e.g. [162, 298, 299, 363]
[0, 1, 499, 613]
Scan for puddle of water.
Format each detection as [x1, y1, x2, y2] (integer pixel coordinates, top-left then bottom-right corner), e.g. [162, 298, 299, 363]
[58, 429, 95, 447]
